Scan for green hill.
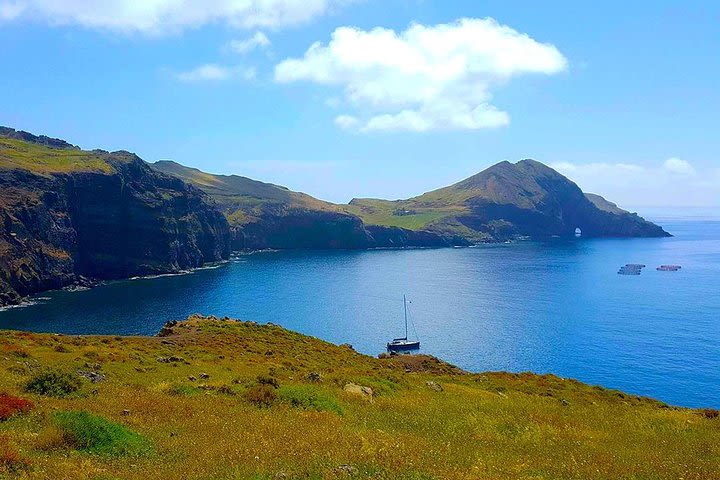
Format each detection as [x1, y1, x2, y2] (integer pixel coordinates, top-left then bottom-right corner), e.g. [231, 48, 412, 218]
[348, 159, 669, 241]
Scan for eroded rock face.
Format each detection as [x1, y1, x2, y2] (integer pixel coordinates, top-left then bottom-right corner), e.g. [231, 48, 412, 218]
[231, 209, 370, 250]
[0, 153, 231, 307]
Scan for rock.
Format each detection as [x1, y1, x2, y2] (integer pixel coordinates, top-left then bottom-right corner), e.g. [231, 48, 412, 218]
[156, 355, 184, 364]
[426, 381, 443, 392]
[188, 376, 197, 382]
[377, 352, 390, 359]
[343, 383, 374, 402]
[199, 373, 210, 380]
[78, 370, 106, 383]
[336, 464, 358, 476]
[121, 409, 130, 416]
[340, 343, 355, 351]
[561, 399, 570, 406]
[158, 321, 179, 337]
[305, 372, 322, 383]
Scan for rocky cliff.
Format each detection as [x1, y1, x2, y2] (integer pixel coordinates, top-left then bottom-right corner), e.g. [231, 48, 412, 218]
[0, 128, 230, 307]
[349, 159, 670, 242]
[152, 160, 440, 250]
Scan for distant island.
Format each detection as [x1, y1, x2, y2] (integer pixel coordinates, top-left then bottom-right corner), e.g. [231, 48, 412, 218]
[0, 127, 668, 306]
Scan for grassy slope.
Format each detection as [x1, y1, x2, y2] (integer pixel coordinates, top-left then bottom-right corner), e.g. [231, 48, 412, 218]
[0, 137, 114, 175]
[152, 161, 341, 226]
[346, 161, 636, 234]
[0, 316, 717, 480]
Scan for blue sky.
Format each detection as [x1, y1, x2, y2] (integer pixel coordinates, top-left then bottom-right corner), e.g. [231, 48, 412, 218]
[1, 1, 718, 208]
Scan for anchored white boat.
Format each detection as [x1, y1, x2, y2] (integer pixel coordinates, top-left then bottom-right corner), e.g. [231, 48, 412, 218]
[387, 295, 420, 352]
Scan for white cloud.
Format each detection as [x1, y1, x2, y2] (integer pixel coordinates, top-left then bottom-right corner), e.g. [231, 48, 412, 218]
[228, 31, 270, 54]
[334, 114, 359, 129]
[275, 18, 567, 132]
[176, 64, 255, 82]
[663, 157, 696, 175]
[0, 0, 346, 33]
[551, 159, 718, 207]
[0, 1, 23, 19]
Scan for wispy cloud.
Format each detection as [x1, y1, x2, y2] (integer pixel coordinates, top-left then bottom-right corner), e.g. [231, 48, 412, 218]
[175, 64, 256, 82]
[551, 158, 719, 207]
[227, 31, 271, 54]
[0, 0, 351, 34]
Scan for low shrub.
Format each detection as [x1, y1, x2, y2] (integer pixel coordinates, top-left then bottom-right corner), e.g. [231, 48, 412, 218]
[278, 385, 343, 415]
[700, 409, 719, 419]
[25, 370, 82, 397]
[0, 394, 34, 421]
[53, 411, 153, 457]
[167, 383, 200, 396]
[244, 384, 277, 407]
[0, 435, 31, 473]
[256, 375, 280, 389]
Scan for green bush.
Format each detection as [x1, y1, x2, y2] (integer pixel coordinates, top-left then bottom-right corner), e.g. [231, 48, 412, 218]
[25, 370, 82, 397]
[356, 376, 402, 396]
[53, 411, 153, 457]
[167, 383, 200, 396]
[278, 385, 343, 415]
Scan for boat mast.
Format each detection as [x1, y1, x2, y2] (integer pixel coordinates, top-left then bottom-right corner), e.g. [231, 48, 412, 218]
[403, 294, 408, 340]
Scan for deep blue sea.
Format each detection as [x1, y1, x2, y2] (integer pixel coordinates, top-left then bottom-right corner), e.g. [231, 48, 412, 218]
[1, 208, 718, 408]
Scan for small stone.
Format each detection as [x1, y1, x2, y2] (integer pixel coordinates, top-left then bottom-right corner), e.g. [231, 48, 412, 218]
[199, 372, 210, 380]
[188, 376, 197, 382]
[344, 383, 374, 402]
[336, 464, 358, 476]
[78, 370, 106, 383]
[426, 381, 443, 392]
[121, 409, 130, 416]
[306, 371, 322, 383]
[561, 399, 570, 406]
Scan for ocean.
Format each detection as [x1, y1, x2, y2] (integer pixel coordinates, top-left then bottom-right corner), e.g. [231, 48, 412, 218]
[1, 208, 718, 408]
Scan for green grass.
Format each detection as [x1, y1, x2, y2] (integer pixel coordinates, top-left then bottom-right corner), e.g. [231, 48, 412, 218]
[0, 316, 716, 479]
[0, 137, 114, 174]
[53, 411, 153, 457]
[278, 385, 344, 415]
[345, 200, 457, 230]
[167, 383, 201, 396]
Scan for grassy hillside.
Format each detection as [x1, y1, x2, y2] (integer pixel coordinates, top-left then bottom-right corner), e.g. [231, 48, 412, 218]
[0, 316, 716, 479]
[153, 161, 340, 226]
[347, 160, 667, 240]
[0, 137, 114, 175]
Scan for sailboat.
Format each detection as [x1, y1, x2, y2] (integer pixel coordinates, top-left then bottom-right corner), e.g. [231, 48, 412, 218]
[387, 295, 420, 352]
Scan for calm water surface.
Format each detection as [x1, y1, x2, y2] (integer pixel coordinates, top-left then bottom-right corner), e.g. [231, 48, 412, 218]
[1, 210, 719, 408]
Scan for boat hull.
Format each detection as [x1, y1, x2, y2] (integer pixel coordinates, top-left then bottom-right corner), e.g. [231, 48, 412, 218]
[387, 341, 420, 352]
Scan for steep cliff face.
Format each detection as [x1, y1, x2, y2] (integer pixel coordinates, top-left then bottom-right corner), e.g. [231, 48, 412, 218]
[0, 129, 231, 306]
[151, 161, 461, 250]
[364, 225, 457, 248]
[231, 208, 370, 250]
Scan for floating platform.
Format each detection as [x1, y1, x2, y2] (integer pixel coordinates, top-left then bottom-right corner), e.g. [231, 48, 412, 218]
[657, 265, 682, 271]
[618, 263, 645, 275]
